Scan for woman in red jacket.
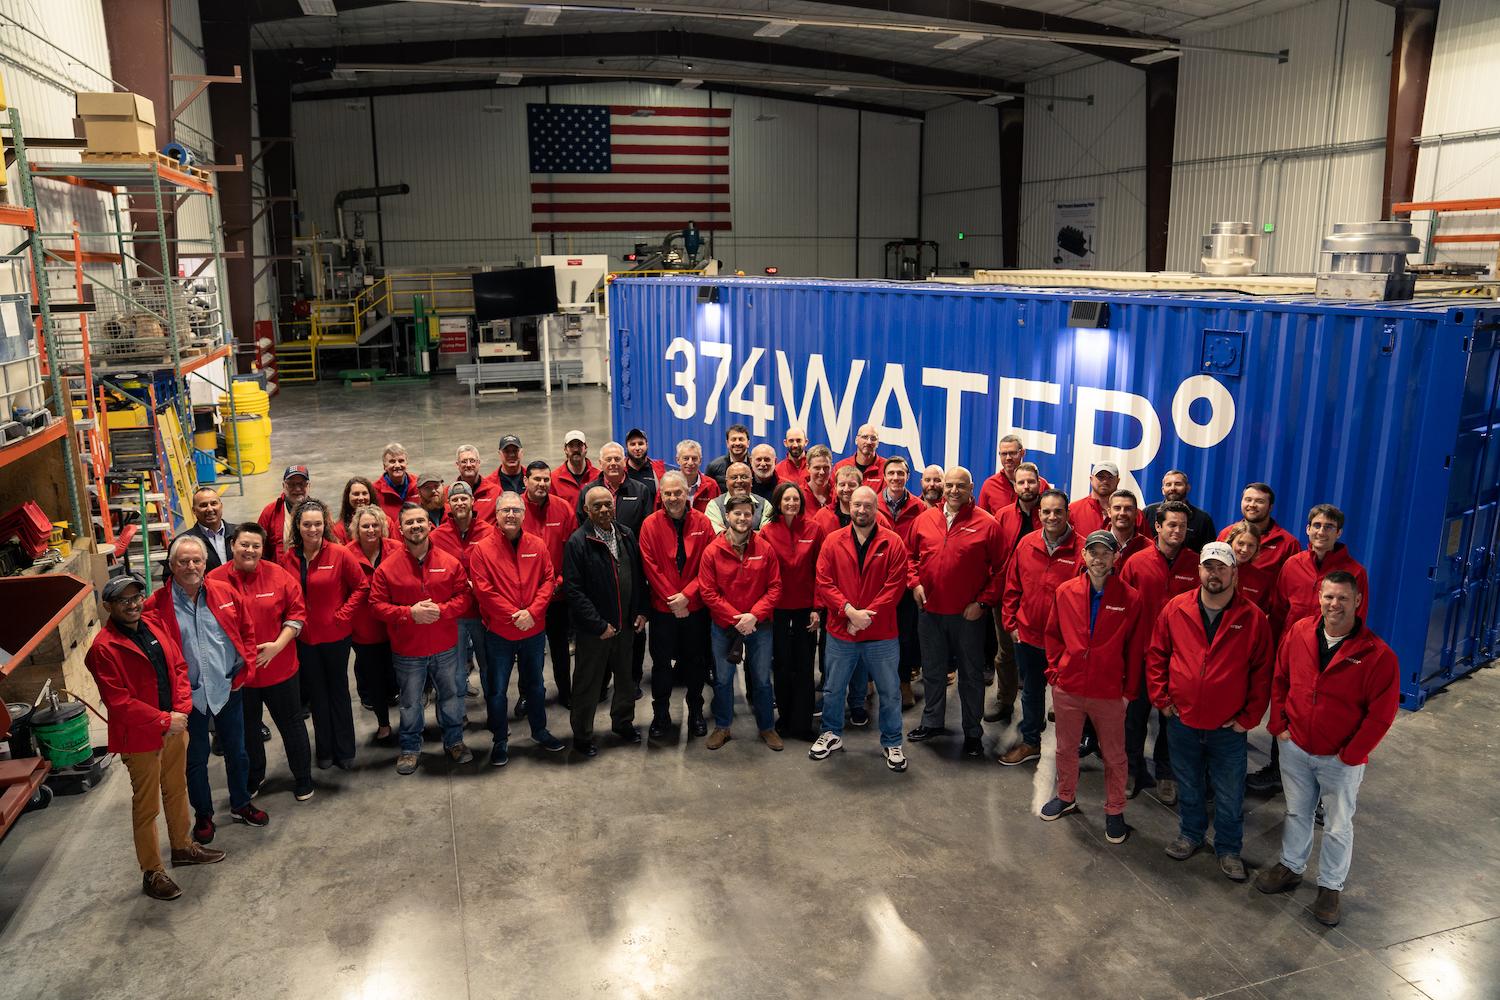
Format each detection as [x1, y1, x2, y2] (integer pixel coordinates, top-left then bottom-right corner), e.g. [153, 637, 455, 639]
[347, 505, 401, 742]
[1226, 521, 1273, 612]
[208, 522, 313, 801]
[333, 476, 376, 543]
[279, 498, 367, 770]
[761, 482, 826, 741]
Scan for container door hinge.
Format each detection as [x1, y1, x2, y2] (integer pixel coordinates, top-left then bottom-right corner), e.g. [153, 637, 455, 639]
[1380, 321, 1397, 356]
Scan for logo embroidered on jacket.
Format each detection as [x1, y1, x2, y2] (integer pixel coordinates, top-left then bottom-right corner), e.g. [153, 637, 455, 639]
[1229, 623, 1243, 629]
[747, 555, 763, 562]
[521, 553, 538, 558]
[1174, 575, 1196, 582]
[1106, 605, 1126, 611]
[256, 592, 275, 598]
[218, 603, 235, 610]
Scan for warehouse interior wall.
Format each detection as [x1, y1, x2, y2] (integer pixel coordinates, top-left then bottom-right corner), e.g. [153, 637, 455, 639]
[289, 83, 921, 280]
[919, 100, 1005, 272]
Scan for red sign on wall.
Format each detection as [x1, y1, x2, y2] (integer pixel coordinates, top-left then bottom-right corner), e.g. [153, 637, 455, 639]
[438, 317, 469, 355]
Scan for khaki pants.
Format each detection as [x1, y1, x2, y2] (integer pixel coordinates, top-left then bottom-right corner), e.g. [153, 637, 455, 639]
[120, 729, 192, 873]
[992, 607, 1018, 710]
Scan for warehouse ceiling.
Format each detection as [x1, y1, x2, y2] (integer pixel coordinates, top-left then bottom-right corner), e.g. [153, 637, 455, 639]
[247, 0, 1313, 114]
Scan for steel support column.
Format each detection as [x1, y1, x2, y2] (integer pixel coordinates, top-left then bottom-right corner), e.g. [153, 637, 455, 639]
[253, 52, 297, 335]
[101, 0, 175, 275]
[1144, 60, 1178, 272]
[999, 105, 1024, 268]
[202, 1, 254, 369]
[1383, 1, 1440, 214]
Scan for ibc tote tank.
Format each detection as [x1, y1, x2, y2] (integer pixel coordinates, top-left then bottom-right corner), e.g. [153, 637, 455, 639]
[608, 276, 1500, 710]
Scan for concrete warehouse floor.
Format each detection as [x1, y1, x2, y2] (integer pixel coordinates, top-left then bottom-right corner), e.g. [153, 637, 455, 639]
[1, 380, 1497, 1000]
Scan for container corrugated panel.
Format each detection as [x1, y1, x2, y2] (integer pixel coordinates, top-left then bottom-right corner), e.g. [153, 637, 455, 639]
[609, 276, 1500, 709]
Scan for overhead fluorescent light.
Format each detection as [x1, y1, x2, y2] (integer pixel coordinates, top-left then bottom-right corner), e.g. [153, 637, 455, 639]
[676, 78, 703, 89]
[629, 108, 655, 117]
[978, 93, 1016, 105]
[495, 71, 524, 84]
[935, 33, 985, 51]
[814, 85, 850, 97]
[298, 0, 338, 14]
[754, 20, 797, 38]
[1130, 49, 1181, 65]
[523, 5, 560, 26]
[331, 68, 357, 81]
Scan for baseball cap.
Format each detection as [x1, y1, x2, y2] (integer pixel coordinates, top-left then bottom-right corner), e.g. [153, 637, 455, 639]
[447, 481, 473, 498]
[1200, 541, 1236, 566]
[282, 464, 310, 481]
[498, 434, 522, 450]
[101, 572, 147, 602]
[1083, 529, 1119, 552]
[626, 427, 647, 442]
[417, 472, 444, 487]
[1091, 462, 1120, 478]
[563, 429, 587, 445]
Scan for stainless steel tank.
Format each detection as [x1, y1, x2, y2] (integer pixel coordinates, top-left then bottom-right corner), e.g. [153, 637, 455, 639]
[1200, 221, 1258, 276]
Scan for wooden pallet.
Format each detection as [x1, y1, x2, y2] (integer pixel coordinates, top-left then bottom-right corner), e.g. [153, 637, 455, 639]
[80, 150, 210, 182]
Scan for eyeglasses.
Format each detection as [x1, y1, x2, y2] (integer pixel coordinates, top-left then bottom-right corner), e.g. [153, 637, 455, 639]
[113, 593, 146, 607]
[498, 506, 524, 515]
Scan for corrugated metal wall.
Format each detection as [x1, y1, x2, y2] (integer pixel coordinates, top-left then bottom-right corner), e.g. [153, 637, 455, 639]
[1168, 0, 1393, 273]
[1019, 60, 1147, 270]
[1410, 0, 1500, 269]
[921, 100, 1004, 271]
[290, 82, 919, 278]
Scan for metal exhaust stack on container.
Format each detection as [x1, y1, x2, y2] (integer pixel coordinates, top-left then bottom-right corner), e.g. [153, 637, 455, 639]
[1315, 221, 1421, 301]
[1199, 221, 1259, 276]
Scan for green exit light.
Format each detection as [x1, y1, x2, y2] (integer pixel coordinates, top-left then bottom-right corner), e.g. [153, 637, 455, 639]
[957, 231, 965, 240]
[1263, 222, 1275, 233]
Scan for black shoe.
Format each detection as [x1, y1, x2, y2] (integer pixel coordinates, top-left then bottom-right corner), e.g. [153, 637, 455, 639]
[1246, 763, 1282, 795]
[907, 725, 948, 742]
[598, 685, 611, 704]
[634, 686, 643, 701]
[849, 707, 870, 727]
[533, 732, 566, 752]
[962, 736, 983, 758]
[316, 757, 333, 770]
[688, 714, 708, 738]
[648, 716, 673, 739]
[259, 723, 272, 742]
[574, 739, 598, 758]
[300, 708, 312, 721]
[513, 698, 528, 720]
[1315, 802, 1325, 827]
[192, 814, 215, 845]
[211, 736, 223, 757]
[1078, 735, 1100, 759]
[558, 697, 572, 711]
[490, 744, 509, 767]
[615, 726, 642, 745]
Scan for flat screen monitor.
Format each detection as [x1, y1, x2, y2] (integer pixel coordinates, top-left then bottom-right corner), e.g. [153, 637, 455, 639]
[472, 266, 558, 322]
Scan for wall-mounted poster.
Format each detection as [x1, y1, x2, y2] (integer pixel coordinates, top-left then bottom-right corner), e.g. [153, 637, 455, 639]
[1052, 200, 1098, 270]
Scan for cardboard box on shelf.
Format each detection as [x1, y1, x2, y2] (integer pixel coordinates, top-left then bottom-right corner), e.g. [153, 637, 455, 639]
[75, 91, 156, 127]
[82, 118, 158, 156]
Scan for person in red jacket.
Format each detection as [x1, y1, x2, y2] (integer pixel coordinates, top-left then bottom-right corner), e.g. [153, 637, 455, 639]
[801, 445, 835, 513]
[989, 462, 1043, 726]
[371, 443, 420, 524]
[208, 522, 313, 802]
[332, 476, 377, 544]
[371, 503, 475, 774]
[477, 436, 526, 501]
[831, 423, 885, 488]
[638, 471, 716, 739]
[522, 461, 579, 709]
[813, 464, 872, 722]
[1255, 571, 1399, 927]
[1097, 490, 1150, 566]
[278, 498, 366, 771]
[148, 535, 265, 843]
[907, 467, 1005, 758]
[1146, 541, 1273, 882]
[431, 481, 495, 691]
[257, 464, 310, 561]
[1118, 500, 1200, 802]
[672, 438, 721, 515]
[919, 465, 944, 508]
[977, 434, 1050, 517]
[762, 481, 826, 741]
[549, 429, 598, 511]
[875, 456, 923, 708]
[698, 495, 784, 751]
[811, 486, 911, 772]
[1069, 462, 1145, 537]
[1041, 530, 1146, 843]
[347, 505, 401, 742]
[774, 427, 809, 485]
[624, 428, 667, 492]
[1217, 481, 1301, 579]
[468, 492, 565, 765]
[1225, 521, 1274, 612]
[86, 573, 224, 900]
[999, 488, 1079, 766]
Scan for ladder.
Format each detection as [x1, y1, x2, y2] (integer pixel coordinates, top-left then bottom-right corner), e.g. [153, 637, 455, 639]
[276, 340, 316, 382]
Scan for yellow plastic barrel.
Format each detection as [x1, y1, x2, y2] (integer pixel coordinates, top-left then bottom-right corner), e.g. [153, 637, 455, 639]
[219, 382, 272, 474]
[193, 428, 217, 450]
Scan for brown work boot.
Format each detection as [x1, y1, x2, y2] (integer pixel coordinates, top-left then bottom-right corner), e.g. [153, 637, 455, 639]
[705, 728, 732, 750]
[1254, 862, 1304, 895]
[142, 870, 182, 901]
[997, 742, 1040, 766]
[446, 743, 474, 765]
[1312, 887, 1342, 926]
[760, 729, 784, 751]
[900, 681, 915, 709]
[947, 671, 957, 687]
[171, 843, 226, 866]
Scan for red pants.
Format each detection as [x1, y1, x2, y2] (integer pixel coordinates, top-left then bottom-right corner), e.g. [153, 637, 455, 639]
[1053, 688, 1128, 815]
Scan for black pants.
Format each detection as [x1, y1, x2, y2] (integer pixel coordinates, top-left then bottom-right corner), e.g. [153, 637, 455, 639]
[772, 608, 819, 739]
[242, 673, 312, 793]
[896, 591, 920, 683]
[545, 598, 573, 705]
[297, 637, 356, 765]
[1125, 677, 1173, 783]
[352, 641, 394, 729]
[647, 608, 708, 719]
[632, 628, 647, 687]
[918, 611, 987, 738]
[571, 629, 636, 742]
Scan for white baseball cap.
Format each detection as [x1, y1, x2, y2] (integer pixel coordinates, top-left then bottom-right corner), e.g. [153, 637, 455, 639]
[1200, 541, 1236, 566]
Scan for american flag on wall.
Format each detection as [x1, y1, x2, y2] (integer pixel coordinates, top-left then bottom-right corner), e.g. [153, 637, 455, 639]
[527, 103, 731, 233]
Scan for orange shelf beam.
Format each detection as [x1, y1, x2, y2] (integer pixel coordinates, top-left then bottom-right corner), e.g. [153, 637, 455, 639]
[0, 204, 36, 228]
[1392, 197, 1500, 214]
[1432, 233, 1500, 244]
[182, 343, 230, 375]
[0, 421, 65, 472]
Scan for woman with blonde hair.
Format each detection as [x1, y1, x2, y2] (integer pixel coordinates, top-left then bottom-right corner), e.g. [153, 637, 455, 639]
[346, 504, 401, 742]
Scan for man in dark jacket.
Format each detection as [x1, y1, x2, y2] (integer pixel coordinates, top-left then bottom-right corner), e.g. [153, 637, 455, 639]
[1143, 469, 1216, 553]
[563, 486, 649, 757]
[705, 423, 751, 491]
[183, 487, 233, 570]
[574, 441, 655, 696]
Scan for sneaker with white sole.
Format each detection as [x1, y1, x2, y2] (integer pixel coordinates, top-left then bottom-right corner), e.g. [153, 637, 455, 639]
[809, 732, 844, 760]
[883, 745, 908, 772]
[1039, 797, 1078, 821]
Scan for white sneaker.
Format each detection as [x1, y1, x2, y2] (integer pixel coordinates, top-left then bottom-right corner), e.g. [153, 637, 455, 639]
[809, 732, 844, 760]
[883, 745, 908, 772]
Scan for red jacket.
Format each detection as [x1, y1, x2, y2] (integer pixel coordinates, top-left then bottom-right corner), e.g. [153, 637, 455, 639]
[1069, 495, 1145, 537]
[1218, 518, 1301, 578]
[431, 515, 496, 619]
[1146, 590, 1273, 731]
[1077, 531, 1148, 571]
[832, 453, 885, 488]
[774, 455, 808, 486]
[346, 537, 404, 644]
[801, 481, 835, 513]
[909, 502, 1005, 614]
[369, 544, 471, 657]
[371, 472, 420, 524]
[1044, 574, 1146, 699]
[977, 471, 1049, 518]
[815, 524, 908, 642]
[811, 505, 849, 538]
[207, 560, 305, 687]
[875, 490, 923, 553]
[1237, 561, 1275, 613]
[1270, 544, 1369, 637]
[1002, 530, 1082, 647]
[994, 503, 1041, 574]
[682, 474, 721, 514]
[1119, 544, 1200, 626]
[549, 459, 599, 511]
[145, 577, 259, 688]
[256, 496, 291, 561]
[760, 512, 827, 609]
[85, 614, 191, 753]
[278, 542, 366, 645]
[523, 493, 577, 597]
[637, 508, 715, 613]
[468, 528, 555, 640]
[1269, 616, 1399, 765]
[457, 473, 503, 523]
[698, 532, 783, 628]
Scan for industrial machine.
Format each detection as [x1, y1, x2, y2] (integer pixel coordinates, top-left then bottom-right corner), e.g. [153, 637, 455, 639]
[884, 238, 940, 280]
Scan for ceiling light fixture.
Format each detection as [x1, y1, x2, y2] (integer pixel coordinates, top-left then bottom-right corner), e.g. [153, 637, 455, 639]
[676, 78, 703, 89]
[814, 85, 850, 97]
[331, 68, 357, 81]
[934, 33, 984, 50]
[1130, 49, 1181, 65]
[495, 71, 524, 84]
[753, 20, 796, 38]
[523, 5, 560, 25]
[297, 0, 338, 14]
[977, 93, 1016, 105]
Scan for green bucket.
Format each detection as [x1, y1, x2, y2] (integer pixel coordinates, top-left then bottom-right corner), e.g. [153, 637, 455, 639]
[29, 700, 93, 768]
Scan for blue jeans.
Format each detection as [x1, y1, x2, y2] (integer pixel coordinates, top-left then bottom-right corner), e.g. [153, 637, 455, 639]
[1015, 640, 1049, 747]
[1166, 716, 1248, 855]
[481, 630, 550, 745]
[1278, 737, 1365, 890]
[187, 688, 251, 816]
[457, 618, 484, 674]
[393, 647, 465, 753]
[820, 636, 902, 748]
[710, 624, 775, 731]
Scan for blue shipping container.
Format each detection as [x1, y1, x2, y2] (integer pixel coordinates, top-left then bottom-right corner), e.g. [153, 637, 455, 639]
[609, 276, 1500, 710]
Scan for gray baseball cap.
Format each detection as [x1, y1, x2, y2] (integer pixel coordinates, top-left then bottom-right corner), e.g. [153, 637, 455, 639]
[101, 572, 147, 602]
[1084, 529, 1120, 552]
